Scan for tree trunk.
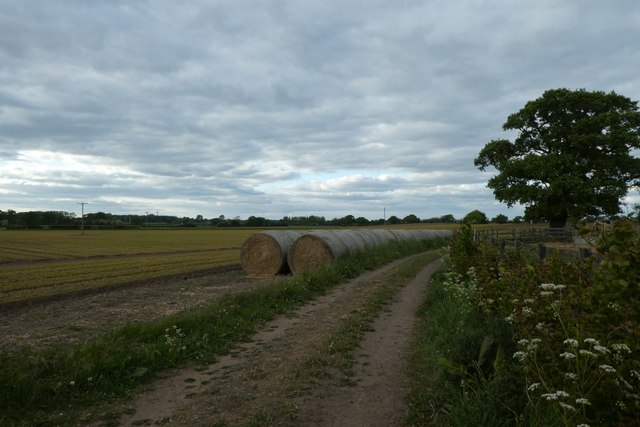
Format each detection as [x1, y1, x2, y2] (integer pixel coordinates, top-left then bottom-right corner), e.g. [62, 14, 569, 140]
[549, 217, 567, 229]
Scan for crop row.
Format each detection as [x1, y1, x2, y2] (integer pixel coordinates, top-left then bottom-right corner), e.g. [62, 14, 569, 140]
[0, 229, 254, 263]
[0, 249, 239, 303]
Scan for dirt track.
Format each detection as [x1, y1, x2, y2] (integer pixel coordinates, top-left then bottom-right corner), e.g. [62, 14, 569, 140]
[1, 254, 442, 426]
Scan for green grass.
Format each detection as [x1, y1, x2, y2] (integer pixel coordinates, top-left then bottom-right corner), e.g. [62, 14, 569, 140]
[310, 251, 443, 382]
[0, 237, 448, 426]
[406, 263, 525, 427]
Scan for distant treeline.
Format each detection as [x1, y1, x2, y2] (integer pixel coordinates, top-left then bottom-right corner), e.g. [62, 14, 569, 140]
[0, 209, 526, 230]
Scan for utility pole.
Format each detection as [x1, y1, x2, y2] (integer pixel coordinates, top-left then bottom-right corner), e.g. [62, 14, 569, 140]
[77, 202, 88, 235]
[383, 207, 386, 225]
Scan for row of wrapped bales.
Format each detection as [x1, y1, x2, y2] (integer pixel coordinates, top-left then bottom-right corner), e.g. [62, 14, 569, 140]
[241, 229, 452, 276]
[287, 229, 451, 274]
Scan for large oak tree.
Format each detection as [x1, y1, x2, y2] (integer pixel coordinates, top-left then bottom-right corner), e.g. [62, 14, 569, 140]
[475, 88, 640, 228]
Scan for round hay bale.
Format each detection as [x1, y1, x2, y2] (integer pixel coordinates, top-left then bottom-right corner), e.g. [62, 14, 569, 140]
[287, 232, 337, 275]
[240, 231, 305, 277]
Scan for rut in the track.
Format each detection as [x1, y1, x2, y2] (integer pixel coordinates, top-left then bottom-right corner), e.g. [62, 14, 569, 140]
[113, 256, 442, 426]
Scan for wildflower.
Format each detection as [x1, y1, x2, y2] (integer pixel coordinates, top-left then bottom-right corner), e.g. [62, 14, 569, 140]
[504, 314, 514, 324]
[560, 352, 576, 360]
[542, 393, 558, 401]
[579, 349, 597, 358]
[513, 351, 527, 362]
[540, 283, 556, 291]
[535, 322, 545, 331]
[616, 401, 626, 410]
[599, 364, 616, 374]
[611, 343, 631, 354]
[518, 339, 529, 347]
[575, 398, 591, 406]
[559, 402, 575, 411]
[584, 338, 600, 346]
[576, 424, 590, 427]
[563, 338, 579, 348]
[593, 345, 610, 355]
[565, 372, 578, 381]
[555, 390, 570, 399]
[607, 301, 621, 311]
[69, 381, 75, 386]
[528, 383, 540, 392]
[522, 306, 533, 316]
[524, 298, 535, 304]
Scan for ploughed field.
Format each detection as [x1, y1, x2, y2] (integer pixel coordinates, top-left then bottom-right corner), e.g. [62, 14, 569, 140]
[0, 229, 257, 304]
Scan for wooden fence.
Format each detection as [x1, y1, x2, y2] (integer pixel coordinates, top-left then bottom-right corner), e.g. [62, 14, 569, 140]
[475, 227, 597, 262]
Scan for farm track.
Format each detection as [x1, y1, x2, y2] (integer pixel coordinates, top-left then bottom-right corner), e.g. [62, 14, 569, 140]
[105, 255, 442, 426]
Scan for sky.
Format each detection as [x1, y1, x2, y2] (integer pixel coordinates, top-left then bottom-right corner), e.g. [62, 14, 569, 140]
[1, 0, 640, 221]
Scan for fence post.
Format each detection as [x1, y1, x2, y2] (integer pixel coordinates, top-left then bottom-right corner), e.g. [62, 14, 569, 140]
[579, 247, 591, 261]
[499, 239, 505, 255]
[537, 243, 546, 261]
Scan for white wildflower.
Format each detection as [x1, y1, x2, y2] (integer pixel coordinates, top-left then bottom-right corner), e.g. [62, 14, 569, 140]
[535, 322, 545, 331]
[599, 364, 616, 374]
[575, 398, 591, 406]
[565, 372, 578, 381]
[524, 298, 535, 304]
[528, 383, 541, 392]
[611, 343, 631, 354]
[579, 349, 597, 358]
[576, 424, 590, 427]
[616, 400, 626, 410]
[522, 306, 533, 316]
[69, 381, 75, 386]
[542, 393, 558, 401]
[563, 338, 579, 348]
[555, 390, 570, 399]
[513, 351, 527, 362]
[584, 338, 600, 346]
[518, 339, 530, 347]
[540, 283, 556, 290]
[559, 402, 575, 411]
[560, 352, 576, 360]
[593, 345, 610, 355]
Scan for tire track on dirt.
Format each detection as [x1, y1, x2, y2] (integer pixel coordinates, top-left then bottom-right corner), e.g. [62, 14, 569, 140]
[110, 255, 442, 426]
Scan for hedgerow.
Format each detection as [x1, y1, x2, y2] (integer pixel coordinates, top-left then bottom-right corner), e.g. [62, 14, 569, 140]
[409, 221, 639, 426]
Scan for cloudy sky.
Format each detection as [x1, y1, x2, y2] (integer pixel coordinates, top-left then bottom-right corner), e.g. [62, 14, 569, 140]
[1, 1, 639, 221]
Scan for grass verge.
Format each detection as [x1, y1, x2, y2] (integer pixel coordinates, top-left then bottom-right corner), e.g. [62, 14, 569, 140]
[406, 261, 525, 427]
[0, 238, 447, 426]
[308, 251, 443, 385]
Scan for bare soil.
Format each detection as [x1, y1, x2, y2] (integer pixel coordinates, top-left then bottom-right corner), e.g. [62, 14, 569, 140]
[0, 266, 272, 351]
[1, 255, 442, 426]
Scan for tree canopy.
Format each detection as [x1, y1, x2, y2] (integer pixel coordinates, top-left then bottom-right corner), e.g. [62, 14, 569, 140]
[474, 88, 640, 227]
[463, 209, 488, 224]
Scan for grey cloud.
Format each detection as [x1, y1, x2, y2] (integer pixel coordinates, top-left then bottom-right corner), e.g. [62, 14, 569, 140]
[1, 0, 639, 219]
